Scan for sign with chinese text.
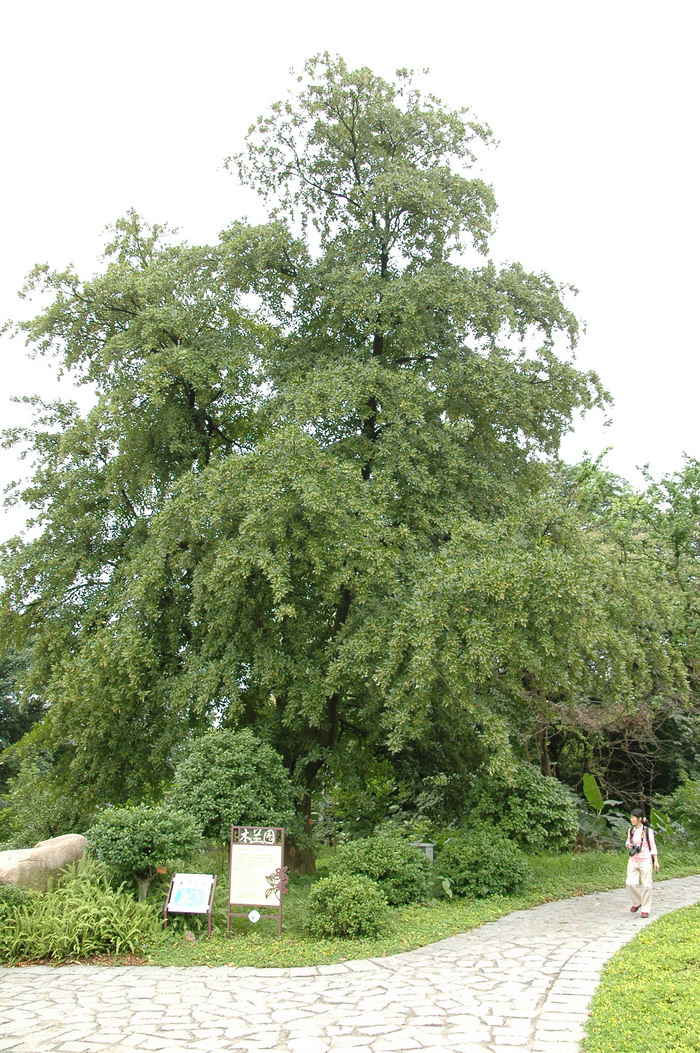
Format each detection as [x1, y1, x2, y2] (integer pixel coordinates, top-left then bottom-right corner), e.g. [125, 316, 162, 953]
[228, 826, 287, 936]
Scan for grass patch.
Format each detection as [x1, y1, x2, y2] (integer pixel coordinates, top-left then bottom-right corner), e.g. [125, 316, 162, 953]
[583, 902, 700, 1053]
[141, 847, 700, 969]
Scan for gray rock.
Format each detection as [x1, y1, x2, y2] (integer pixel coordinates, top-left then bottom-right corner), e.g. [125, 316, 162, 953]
[0, 833, 86, 889]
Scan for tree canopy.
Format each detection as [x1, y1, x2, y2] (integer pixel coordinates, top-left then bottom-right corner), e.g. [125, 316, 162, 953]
[1, 56, 698, 845]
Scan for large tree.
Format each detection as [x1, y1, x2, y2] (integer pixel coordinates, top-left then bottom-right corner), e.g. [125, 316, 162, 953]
[2, 56, 623, 842]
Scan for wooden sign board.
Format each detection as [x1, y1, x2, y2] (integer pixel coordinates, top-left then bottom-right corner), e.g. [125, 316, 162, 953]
[163, 873, 217, 935]
[228, 826, 287, 936]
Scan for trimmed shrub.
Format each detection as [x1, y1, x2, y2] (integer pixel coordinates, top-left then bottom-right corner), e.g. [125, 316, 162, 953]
[465, 763, 579, 851]
[0, 859, 158, 964]
[332, 836, 432, 906]
[87, 804, 201, 900]
[167, 728, 296, 844]
[436, 828, 529, 898]
[304, 873, 388, 939]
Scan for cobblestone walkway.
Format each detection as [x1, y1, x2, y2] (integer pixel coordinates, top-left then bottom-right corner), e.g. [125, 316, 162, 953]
[2, 875, 700, 1053]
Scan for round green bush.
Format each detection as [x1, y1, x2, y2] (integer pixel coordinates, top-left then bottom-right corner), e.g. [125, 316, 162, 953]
[304, 873, 388, 939]
[436, 829, 529, 898]
[167, 728, 296, 843]
[86, 804, 201, 899]
[466, 763, 579, 851]
[332, 836, 432, 906]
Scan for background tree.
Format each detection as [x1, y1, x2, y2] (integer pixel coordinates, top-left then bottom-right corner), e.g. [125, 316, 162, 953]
[4, 56, 694, 855]
[514, 460, 700, 805]
[0, 648, 41, 791]
[644, 456, 700, 707]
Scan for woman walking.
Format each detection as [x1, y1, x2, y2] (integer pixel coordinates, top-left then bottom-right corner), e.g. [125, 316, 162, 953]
[626, 808, 659, 918]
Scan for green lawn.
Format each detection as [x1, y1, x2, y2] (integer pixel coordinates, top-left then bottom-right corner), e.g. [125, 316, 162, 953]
[145, 846, 700, 969]
[583, 902, 700, 1053]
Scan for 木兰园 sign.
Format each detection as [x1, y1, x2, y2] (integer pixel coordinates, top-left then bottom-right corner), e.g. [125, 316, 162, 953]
[228, 826, 288, 936]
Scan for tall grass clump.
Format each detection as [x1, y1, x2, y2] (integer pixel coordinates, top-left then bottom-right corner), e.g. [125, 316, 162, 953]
[0, 859, 158, 964]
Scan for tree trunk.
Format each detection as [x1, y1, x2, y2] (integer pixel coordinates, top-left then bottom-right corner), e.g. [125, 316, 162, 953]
[538, 725, 552, 777]
[286, 790, 317, 875]
[136, 874, 153, 902]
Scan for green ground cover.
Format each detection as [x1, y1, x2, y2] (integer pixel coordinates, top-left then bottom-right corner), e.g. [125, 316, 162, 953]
[583, 902, 700, 1053]
[143, 847, 700, 969]
[3, 847, 697, 969]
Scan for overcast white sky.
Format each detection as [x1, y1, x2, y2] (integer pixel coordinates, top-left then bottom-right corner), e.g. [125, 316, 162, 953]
[1, 0, 698, 540]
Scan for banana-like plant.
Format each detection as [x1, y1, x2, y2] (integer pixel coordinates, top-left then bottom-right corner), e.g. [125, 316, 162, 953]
[580, 774, 629, 844]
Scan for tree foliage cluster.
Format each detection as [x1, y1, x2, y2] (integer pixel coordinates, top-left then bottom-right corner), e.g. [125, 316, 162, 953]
[1, 55, 700, 852]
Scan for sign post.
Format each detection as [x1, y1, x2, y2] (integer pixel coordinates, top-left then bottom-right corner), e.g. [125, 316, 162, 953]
[163, 873, 217, 935]
[228, 826, 288, 936]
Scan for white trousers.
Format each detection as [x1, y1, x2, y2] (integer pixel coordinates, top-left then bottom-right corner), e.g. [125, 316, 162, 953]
[626, 857, 653, 911]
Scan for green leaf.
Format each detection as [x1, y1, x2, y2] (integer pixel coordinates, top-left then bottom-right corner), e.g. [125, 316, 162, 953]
[583, 774, 606, 816]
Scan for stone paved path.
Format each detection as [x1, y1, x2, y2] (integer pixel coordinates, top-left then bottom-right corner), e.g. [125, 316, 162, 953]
[2, 875, 700, 1053]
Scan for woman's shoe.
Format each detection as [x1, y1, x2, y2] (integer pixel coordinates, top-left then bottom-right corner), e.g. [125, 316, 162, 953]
[630, 905, 640, 912]
[641, 912, 649, 918]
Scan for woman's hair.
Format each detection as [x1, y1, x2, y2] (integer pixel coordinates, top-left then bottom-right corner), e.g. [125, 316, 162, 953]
[630, 807, 650, 826]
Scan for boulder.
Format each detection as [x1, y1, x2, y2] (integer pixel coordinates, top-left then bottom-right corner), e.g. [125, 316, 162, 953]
[0, 833, 86, 891]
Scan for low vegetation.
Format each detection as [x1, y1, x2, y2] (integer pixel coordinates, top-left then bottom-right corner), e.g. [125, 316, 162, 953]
[583, 903, 700, 1053]
[1, 845, 697, 969]
[0, 860, 158, 965]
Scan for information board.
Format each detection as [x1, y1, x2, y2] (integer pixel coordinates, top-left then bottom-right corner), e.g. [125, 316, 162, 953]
[163, 872, 217, 934]
[168, 873, 216, 913]
[229, 843, 283, 906]
[228, 826, 287, 936]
